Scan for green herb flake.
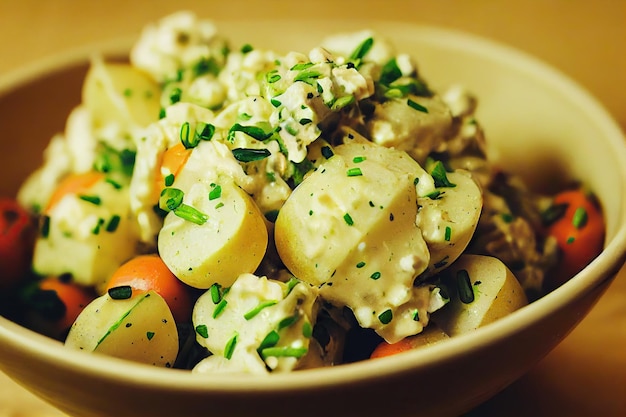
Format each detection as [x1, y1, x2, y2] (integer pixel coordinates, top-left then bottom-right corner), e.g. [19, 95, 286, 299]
[343, 213, 354, 226]
[260, 346, 308, 359]
[146, 331, 155, 341]
[240, 43, 254, 54]
[349, 37, 374, 61]
[352, 156, 366, 163]
[108, 285, 133, 300]
[174, 204, 209, 225]
[213, 298, 228, 319]
[159, 188, 184, 211]
[278, 314, 299, 330]
[40, 215, 50, 238]
[105, 178, 123, 190]
[407, 98, 429, 113]
[164, 174, 175, 187]
[456, 269, 475, 304]
[356, 261, 366, 269]
[412, 309, 420, 321]
[370, 271, 381, 280]
[169, 87, 182, 104]
[572, 207, 588, 229]
[244, 300, 278, 320]
[105, 215, 121, 233]
[444, 226, 452, 242]
[180, 121, 201, 149]
[501, 213, 514, 223]
[232, 147, 271, 162]
[378, 309, 393, 324]
[331, 95, 355, 111]
[195, 324, 209, 339]
[430, 160, 456, 188]
[209, 283, 222, 304]
[258, 330, 280, 352]
[567, 236, 575, 244]
[224, 333, 238, 360]
[208, 183, 222, 200]
[196, 123, 216, 141]
[271, 98, 282, 108]
[302, 321, 313, 338]
[346, 167, 363, 177]
[79, 195, 102, 205]
[229, 123, 272, 141]
[379, 58, 403, 85]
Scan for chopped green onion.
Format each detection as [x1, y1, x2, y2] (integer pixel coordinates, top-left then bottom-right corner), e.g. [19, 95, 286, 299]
[294, 69, 323, 83]
[347, 167, 363, 177]
[407, 98, 429, 113]
[229, 123, 272, 141]
[380, 58, 402, 85]
[271, 98, 282, 107]
[501, 213, 514, 223]
[240, 43, 254, 53]
[232, 148, 271, 162]
[196, 122, 216, 141]
[412, 309, 420, 321]
[278, 314, 299, 330]
[105, 215, 121, 233]
[159, 188, 184, 211]
[195, 324, 209, 339]
[244, 300, 278, 320]
[258, 330, 280, 352]
[260, 346, 308, 359]
[343, 213, 354, 226]
[180, 121, 199, 149]
[39, 215, 50, 238]
[79, 195, 101, 205]
[356, 261, 366, 268]
[299, 118, 312, 125]
[213, 298, 228, 318]
[425, 190, 443, 200]
[572, 207, 588, 229]
[146, 331, 155, 341]
[164, 174, 175, 187]
[444, 226, 452, 242]
[224, 333, 238, 359]
[321, 146, 334, 159]
[541, 202, 568, 226]
[209, 283, 222, 304]
[266, 71, 281, 84]
[331, 95, 355, 111]
[456, 269, 475, 304]
[378, 309, 393, 324]
[349, 37, 374, 61]
[105, 178, 122, 189]
[291, 62, 314, 71]
[174, 204, 208, 225]
[302, 321, 313, 338]
[352, 156, 366, 163]
[430, 160, 456, 188]
[370, 271, 381, 280]
[108, 285, 132, 300]
[208, 183, 222, 200]
[169, 87, 182, 104]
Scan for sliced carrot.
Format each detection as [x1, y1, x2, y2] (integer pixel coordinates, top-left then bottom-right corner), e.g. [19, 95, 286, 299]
[0, 198, 36, 289]
[370, 325, 449, 359]
[45, 171, 106, 212]
[154, 142, 192, 199]
[105, 253, 194, 323]
[544, 188, 605, 291]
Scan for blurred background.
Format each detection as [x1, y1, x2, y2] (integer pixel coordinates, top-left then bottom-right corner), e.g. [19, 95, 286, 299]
[0, 1, 624, 416]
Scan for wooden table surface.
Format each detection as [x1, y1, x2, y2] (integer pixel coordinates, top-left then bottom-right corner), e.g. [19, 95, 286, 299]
[0, 1, 624, 416]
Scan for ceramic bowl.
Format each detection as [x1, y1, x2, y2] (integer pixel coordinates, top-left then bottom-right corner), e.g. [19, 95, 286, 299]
[0, 20, 625, 417]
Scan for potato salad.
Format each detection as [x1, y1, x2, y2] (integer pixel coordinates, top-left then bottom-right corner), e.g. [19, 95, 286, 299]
[9, 11, 605, 373]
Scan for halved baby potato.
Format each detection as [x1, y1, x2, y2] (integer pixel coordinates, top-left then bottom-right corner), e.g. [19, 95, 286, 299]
[65, 290, 178, 367]
[432, 254, 528, 336]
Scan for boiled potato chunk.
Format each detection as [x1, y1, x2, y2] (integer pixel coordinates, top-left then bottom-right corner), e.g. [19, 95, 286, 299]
[158, 179, 268, 289]
[432, 254, 528, 336]
[275, 142, 433, 341]
[65, 290, 178, 367]
[83, 59, 161, 128]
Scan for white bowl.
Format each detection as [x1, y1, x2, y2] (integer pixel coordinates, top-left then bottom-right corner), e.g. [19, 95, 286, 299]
[0, 20, 625, 417]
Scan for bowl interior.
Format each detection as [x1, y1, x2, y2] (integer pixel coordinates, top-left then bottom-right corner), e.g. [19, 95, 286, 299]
[0, 19, 625, 417]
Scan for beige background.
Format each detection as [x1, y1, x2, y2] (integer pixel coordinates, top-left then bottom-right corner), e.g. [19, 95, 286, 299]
[0, 1, 624, 416]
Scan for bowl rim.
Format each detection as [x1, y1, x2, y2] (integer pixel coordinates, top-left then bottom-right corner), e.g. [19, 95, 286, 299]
[1, 19, 625, 393]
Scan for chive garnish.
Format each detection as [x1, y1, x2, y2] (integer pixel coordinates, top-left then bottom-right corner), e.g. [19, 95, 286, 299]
[291, 62, 314, 71]
[196, 122, 216, 141]
[572, 207, 588, 229]
[412, 309, 420, 321]
[456, 269, 475, 304]
[195, 324, 209, 339]
[40, 215, 50, 238]
[343, 213, 354, 226]
[105, 215, 121, 232]
[240, 43, 254, 54]
[260, 346, 308, 359]
[278, 314, 299, 330]
[430, 160, 456, 188]
[444, 226, 452, 242]
[174, 204, 208, 225]
[180, 121, 199, 149]
[379, 58, 402, 85]
[213, 298, 228, 318]
[243, 300, 278, 320]
[352, 156, 366, 163]
[159, 188, 184, 211]
[302, 321, 313, 338]
[209, 283, 222, 304]
[346, 167, 363, 177]
[146, 331, 155, 341]
[378, 309, 393, 324]
[229, 123, 272, 141]
[224, 333, 238, 359]
[349, 37, 374, 60]
[321, 146, 334, 159]
[271, 98, 282, 107]
[370, 271, 381, 280]
[258, 330, 280, 352]
[501, 213, 514, 223]
[208, 183, 222, 200]
[266, 71, 281, 84]
[108, 285, 132, 300]
[331, 95, 355, 110]
[79, 195, 101, 205]
[232, 148, 271, 162]
[356, 261, 366, 268]
[407, 98, 429, 113]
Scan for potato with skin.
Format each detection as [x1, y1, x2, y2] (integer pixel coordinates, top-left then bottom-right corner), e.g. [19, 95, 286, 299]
[158, 179, 268, 289]
[82, 59, 161, 128]
[432, 254, 528, 336]
[65, 290, 178, 367]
